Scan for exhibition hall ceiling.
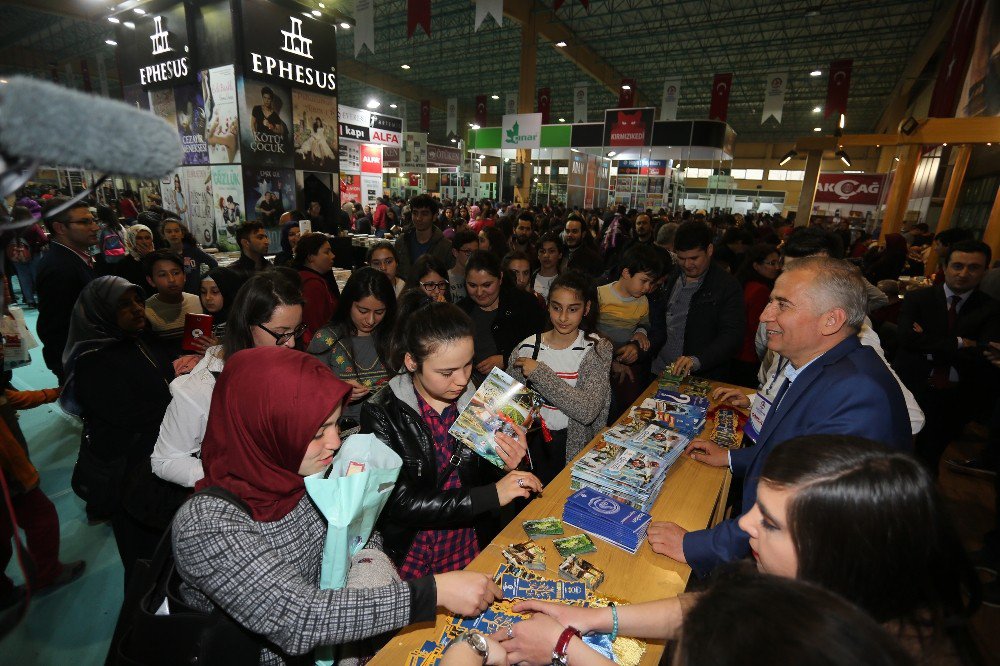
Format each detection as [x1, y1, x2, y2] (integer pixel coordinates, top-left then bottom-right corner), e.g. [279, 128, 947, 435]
[0, 0, 946, 144]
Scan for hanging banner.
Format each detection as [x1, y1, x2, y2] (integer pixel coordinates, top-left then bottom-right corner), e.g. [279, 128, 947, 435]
[427, 143, 463, 167]
[537, 87, 551, 124]
[618, 78, 636, 107]
[824, 59, 852, 119]
[475, 0, 503, 30]
[96, 53, 109, 97]
[400, 132, 427, 171]
[360, 143, 382, 174]
[505, 92, 518, 116]
[603, 107, 655, 147]
[475, 95, 488, 126]
[573, 83, 588, 123]
[929, 0, 985, 118]
[446, 97, 458, 137]
[761, 71, 787, 124]
[182, 165, 215, 246]
[660, 79, 680, 120]
[354, 0, 374, 56]
[501, 113, 542, 149]
[337, 105, 403, 146]
[240, 0, 337, 94]
[814, 174, 886, 205]
[239, 78, 293, 168]
[407, 0, 431, 37]
[709, 73, 733, 122]
[420, 99, 431, 132]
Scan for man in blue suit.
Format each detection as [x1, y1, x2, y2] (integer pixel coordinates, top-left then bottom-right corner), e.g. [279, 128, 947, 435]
[647, 257, 911, 577]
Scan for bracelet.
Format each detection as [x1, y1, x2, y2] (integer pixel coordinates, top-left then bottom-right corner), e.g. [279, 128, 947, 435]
[609, 602, 619, 642]
[552, 626, 582, 665]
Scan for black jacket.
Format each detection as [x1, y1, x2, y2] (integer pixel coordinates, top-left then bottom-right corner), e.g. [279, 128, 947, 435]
[35, 243, 96, 376]
[648, 263, 745, 381]
[360, 374, 503, 565]
[893, 284, 1000, 392]
[457, 285, 548, 367]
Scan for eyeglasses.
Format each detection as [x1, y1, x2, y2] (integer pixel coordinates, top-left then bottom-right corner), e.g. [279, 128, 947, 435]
[419, 280, 450, 292]
[256, 322, 308, 345]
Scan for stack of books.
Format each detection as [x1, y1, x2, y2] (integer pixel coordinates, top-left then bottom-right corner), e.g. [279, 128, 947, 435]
[603, 419, 689, 469]
[569, 440, 669, 513]
[631, 397, 706, 438]
[562, 487, 653, 554]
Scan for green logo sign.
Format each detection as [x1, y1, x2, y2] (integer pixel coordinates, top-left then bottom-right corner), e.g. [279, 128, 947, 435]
[504, 121, 537, 146]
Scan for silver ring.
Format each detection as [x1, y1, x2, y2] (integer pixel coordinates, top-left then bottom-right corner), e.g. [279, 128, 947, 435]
[517, 478, 525, 488]
[507, 625, 514, 640]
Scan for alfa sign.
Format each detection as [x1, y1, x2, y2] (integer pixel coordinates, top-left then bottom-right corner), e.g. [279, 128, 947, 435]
[501, 113, 542, 149]
[337, 104, 403, 146]
[814, 174, 887, 205]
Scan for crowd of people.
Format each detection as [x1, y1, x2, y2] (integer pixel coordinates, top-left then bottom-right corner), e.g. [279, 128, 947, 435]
[1, 185, 997, 664]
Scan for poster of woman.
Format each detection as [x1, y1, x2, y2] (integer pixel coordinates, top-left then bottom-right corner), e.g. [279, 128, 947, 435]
[182, 165, 216, 246]
[210, 165, 244, 251]
[203, 65, 240, 164]
[292, 88, 338, 172]
[159, 171, 189, 224]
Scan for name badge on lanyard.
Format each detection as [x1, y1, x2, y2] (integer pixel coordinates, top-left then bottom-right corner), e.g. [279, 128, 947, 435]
[744, 393, 772, 445]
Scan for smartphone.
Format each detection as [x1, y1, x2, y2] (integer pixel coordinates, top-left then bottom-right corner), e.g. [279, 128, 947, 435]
[182, 313, 214, 352]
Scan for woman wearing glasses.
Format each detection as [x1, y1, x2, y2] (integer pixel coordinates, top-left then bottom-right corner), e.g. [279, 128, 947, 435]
[732, 243, 781, 388]
[151, 271, 304, 489]
[405, 255, 452, 303]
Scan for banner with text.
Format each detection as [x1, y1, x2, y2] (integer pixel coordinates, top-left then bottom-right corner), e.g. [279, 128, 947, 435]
[660, 79, 680, 120]
[501, 113, 542, 149]
[573, 83, 588, 123]
[400, 132, 427, 171]
[761, 71, 786, 124]
[603, 107, 655, 147]
[354, 0, 374, 56]
[814, 173, 886, 205]
[446, 97, 458, 137]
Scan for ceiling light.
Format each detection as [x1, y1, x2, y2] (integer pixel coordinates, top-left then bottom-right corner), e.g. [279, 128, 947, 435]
[813, 127, 822, 132]
[778, 149, 797, 166]
[400, 64, 411, 70]
[133, 7, 145, 15]
[894, 156, 900, 162]
[389, 103, 397, 109]
[621, 84, 631, 90]
[123, 21, 135, 28]
[450, 138, 457, 143]
[491, 94, 499, 100]
[809, 69, 821, 77]
[504, 158, 509, 162]
[105, 39, 118, 46]
[607, 151, 616, 157]
[533, 177, 539, 183]
[836, 149, 852, 167]
[943, 142, 948, 146]
[838, 113, 846, 130]
[469, 123, 480, 129]
[107, 16, 120, 23]
[988, 143, 993, 146]
[0, 79, 6, 84]
[319, 2, 325, 7]
[479, 154, 486, 159]
[558, 117, 565, 122]
[302, 12, 312, 17]
[366, 98, 380, 109]
[311, 10, 321, 16]
[555, 41, 567, 47]
[812, 106, 821, 113]
[340, 22, 351, 28]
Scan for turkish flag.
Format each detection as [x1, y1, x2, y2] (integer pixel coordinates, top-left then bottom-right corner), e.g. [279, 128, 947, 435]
[475, 95, 488, 126]
[824, 59, 853, 119]
[928, 0, 985, 118]
[618, 78, 636, 107]
[407, 0, 430, 37]
[420, 100, 431, 132]
[709, 73, 732, 122]
[537, 87, 551, 124]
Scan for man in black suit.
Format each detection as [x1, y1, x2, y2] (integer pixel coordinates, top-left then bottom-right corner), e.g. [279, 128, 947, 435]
[893, 240, 1000, 472]
[35, 198, 98, 382]
[648, 220, 744, 381]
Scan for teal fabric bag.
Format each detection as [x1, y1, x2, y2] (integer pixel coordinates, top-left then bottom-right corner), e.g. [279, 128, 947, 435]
[304, 433, 402, 666]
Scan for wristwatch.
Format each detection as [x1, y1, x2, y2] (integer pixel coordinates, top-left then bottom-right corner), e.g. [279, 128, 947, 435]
[551, 626, 582, 666]
[454, 630, 489, 665]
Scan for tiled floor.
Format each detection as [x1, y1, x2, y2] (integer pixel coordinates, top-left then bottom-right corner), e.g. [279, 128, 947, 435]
[1, 304, 997, 664]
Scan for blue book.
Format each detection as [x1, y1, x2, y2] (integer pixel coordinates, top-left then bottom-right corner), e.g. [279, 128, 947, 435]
[653, 389, 711, 413]
[562, 488, 652, 553]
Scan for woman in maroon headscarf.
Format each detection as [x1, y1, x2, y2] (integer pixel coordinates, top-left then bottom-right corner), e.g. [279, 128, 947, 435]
[171, 346, 501, 664]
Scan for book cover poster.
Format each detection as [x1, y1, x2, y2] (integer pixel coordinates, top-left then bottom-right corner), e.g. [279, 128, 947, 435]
[239, 77, 293, 168]
[175, 82, 209, 165]
[292, 88, 338, 172]
[244, 167, 294, 225]
[210, 165, 244, 251]
[159, 170, 189, 224]
[339, 174, 361, 207]
[204, 65, 240, 164]
[149, 88, 177, 129]
[182, 165, 216, 246]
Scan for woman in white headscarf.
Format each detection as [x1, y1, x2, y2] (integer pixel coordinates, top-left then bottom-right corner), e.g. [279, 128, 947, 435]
[107, 222, 157, 297]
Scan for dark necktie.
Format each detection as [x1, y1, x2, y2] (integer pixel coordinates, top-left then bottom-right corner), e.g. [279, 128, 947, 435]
[947, 294, 961, 332]
[930, 294, 962, 389]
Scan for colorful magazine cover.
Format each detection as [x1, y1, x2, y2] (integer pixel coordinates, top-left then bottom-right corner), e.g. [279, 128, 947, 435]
[572, 441, 666, 495]
[448, 367, 543, 469]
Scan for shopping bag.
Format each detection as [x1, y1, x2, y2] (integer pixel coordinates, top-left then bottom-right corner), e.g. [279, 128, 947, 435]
[304, 433, 401, 666]
[2, 307, 35, 370]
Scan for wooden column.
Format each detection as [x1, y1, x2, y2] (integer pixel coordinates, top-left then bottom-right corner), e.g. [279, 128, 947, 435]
[514, 11, 537, 205]
[981, 185, 1000, 264]
[926, 144, 972, 274]
[880, 145, 922, 238]
[795, 149, 823, 226]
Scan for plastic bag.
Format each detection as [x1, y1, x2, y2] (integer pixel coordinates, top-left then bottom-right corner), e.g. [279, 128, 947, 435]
[2, 306, 37, 370]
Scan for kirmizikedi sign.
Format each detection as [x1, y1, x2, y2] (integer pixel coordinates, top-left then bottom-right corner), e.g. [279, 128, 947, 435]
[240, 0, 338, 93]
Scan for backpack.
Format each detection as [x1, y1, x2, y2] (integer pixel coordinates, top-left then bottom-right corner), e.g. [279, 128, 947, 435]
[107, 486, 265, 666]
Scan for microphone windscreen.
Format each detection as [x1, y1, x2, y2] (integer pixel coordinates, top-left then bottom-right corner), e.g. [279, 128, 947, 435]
[0, 76, 183, 179]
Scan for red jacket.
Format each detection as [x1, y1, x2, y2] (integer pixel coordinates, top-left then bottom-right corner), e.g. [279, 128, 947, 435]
[373, 203, 388, 230]
[737, 280, 772, 363]
[298, 268, 339, 345]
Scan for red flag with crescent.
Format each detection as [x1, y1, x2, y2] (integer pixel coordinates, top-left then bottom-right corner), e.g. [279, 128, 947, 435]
[824, 59, 853, 119]
[537, 87, 551, 124]
[709, 73, 732, 122]
[928, 0, 984, 118]
[420, 100, 431, 132]
[618, 78, 636, 107]
[475, 95, 488, 126]
[407, 0, 430, 37]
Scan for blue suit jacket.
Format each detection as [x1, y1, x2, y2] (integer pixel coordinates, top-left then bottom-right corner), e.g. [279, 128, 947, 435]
[682, 336, 912, 577]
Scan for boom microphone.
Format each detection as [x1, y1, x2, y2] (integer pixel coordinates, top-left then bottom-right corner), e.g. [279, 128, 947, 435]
[0, 76, 182, 179]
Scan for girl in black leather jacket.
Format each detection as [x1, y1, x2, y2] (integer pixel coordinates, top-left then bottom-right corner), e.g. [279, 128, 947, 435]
[360, 294, 542, 576]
